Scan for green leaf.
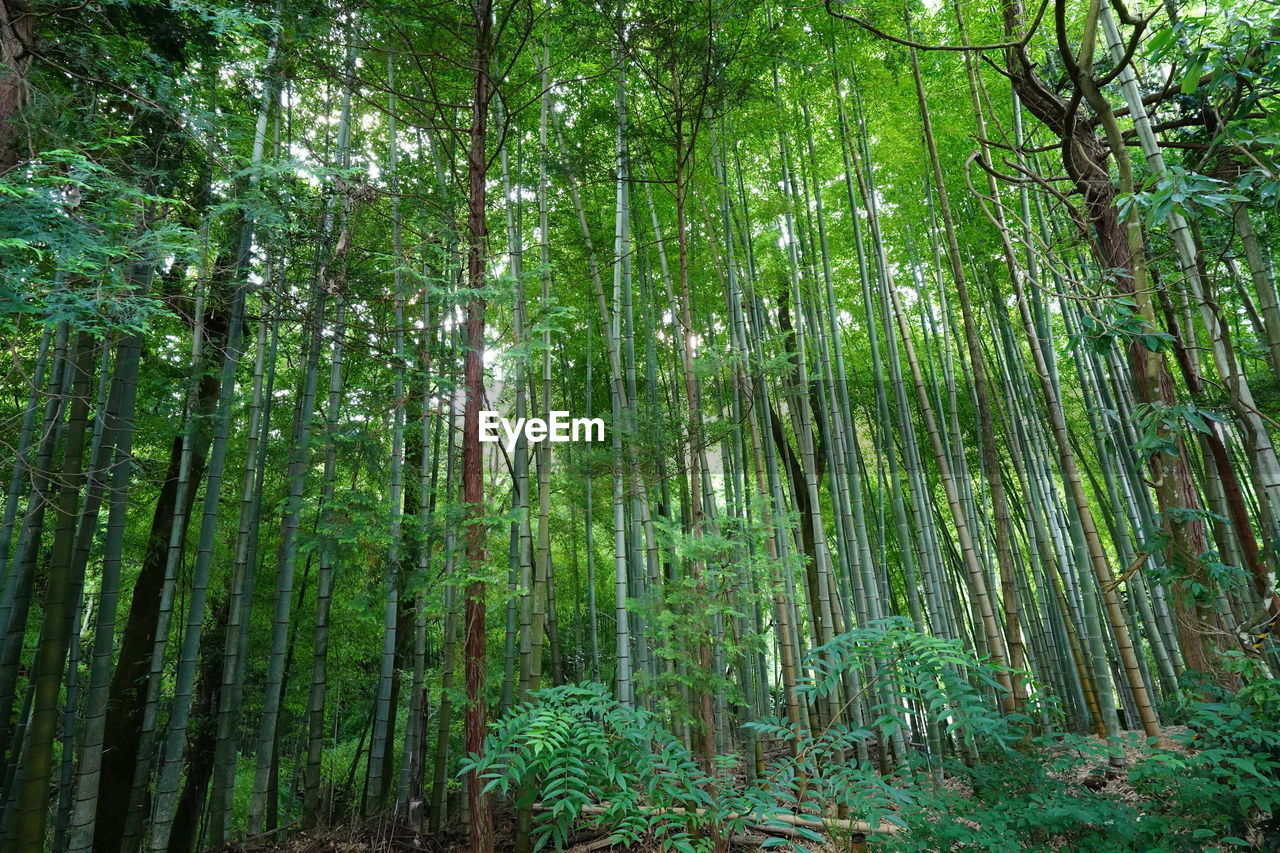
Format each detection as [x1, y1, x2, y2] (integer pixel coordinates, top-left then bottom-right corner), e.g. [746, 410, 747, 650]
[1144, 27, 1177, 59]
[1182, 59, 1205, 93]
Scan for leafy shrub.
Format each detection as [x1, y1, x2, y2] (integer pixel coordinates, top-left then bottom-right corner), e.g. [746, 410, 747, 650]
[798, 616, 1029, 750]
[889, 657, 1280, 852]
[468, 620, 1025, 851]
[745, 616, 1027, 840]
[469, 626, 1280, 852]
[465, 682, 724, 852]
[885, 735, 1152, 852]
[1131, 657, 1280, 850]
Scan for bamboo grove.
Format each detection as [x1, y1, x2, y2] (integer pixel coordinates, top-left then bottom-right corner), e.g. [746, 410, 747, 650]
[0, 0, 1278, 849]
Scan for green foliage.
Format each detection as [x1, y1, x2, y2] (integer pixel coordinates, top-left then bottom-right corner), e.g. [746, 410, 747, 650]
[0, 143, 194, 334]
[1119, 166, 1246, 228]
[747, 618, 1029, 839]
[1072, 296, 1174, 357]
[1130, 401, 1226, 462]
[472, 623, 1031, 850]
[1133, 661, 1280, 850]
[465, 682, 721, 852]
[5, 0, 1278, 842]
[801, 617, 1025, 749]
[885, 735, 1151, 852]
[888, 671, 1280, 851]
[639, 508, 778, 728]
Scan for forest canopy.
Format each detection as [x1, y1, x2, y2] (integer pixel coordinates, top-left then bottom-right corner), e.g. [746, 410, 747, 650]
[1, 0, 1279, 850]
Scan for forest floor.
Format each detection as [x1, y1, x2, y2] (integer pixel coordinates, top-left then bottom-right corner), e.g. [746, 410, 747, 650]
[225, 821, 841, 852]
[227, 805, 857, 852]
[227, 727, 1207, 853]
[231, 826, 854, 853]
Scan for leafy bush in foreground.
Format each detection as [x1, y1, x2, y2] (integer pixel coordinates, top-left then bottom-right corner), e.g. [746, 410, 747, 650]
[468, 625, 1280, 852]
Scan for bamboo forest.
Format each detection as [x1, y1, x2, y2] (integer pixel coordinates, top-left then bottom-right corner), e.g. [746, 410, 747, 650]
[3, 0, 1280, 849]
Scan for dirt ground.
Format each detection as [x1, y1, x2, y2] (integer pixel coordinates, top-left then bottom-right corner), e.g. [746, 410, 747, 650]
[222, 813, 859, 853]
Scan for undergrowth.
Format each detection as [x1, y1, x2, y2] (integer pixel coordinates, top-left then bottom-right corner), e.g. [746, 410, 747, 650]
[467, 623, 1280, 852]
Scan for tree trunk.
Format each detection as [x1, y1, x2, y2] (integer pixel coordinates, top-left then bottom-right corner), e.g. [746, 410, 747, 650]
[462, 0, 495, 847]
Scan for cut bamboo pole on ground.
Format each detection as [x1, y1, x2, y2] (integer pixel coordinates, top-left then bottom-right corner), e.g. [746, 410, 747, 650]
[534, 802, 905, 837]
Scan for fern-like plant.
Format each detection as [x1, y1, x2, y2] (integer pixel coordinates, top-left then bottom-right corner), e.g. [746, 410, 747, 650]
[465, 620, 1034, 851]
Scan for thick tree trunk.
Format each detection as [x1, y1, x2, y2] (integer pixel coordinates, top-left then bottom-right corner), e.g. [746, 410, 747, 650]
[0, 0, 33, 171]
[1002, 0, 1222, 683]
[463, 0, 494, 848]
[95, 289, 229, 853]
[164, 603, 225, 853]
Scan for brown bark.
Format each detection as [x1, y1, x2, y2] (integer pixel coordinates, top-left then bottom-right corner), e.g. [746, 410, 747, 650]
[0, 0, 33, 171]
[1158, 287, 1273, 612]
[463, 0, 494, 848]
[1000, 0, 1222, 681]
